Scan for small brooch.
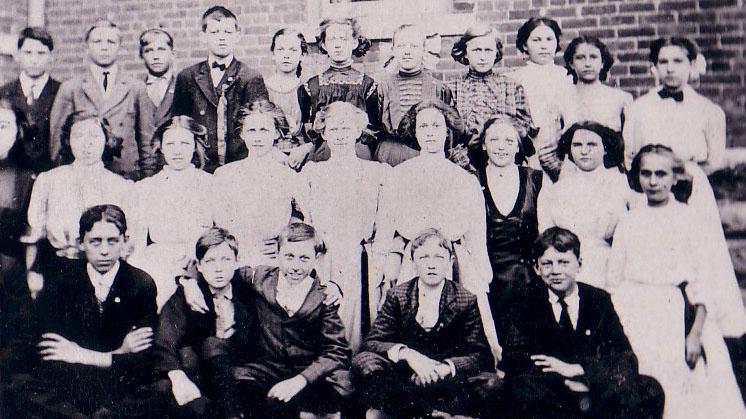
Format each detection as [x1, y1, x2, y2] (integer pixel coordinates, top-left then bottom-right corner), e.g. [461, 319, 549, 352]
[114, 297, 121, 303]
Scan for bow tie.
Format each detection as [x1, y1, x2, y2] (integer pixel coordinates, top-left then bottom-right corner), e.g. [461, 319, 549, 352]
[211, 61, 227, 71]
[658, 89, 684, 102]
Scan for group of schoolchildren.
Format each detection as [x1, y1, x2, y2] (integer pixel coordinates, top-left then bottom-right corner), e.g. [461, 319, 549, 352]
[1, 3, 746, 419]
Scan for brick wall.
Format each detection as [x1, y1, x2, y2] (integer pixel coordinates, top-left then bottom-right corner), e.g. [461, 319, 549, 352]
[4, 0, 744, 145]
[0, 1, 29, 85]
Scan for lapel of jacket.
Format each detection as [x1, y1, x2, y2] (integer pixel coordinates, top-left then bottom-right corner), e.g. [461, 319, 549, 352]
[221, 59, 240, 95]
[101, 72, 131, 115]
[9, 80, 30, 113]
[290, 278, 324, 321]
[436, 280, 458, 329]
[195, 61, 219, 108]
[81, 68, 107, 111]
[154, 75, 176, 123]
[575, 284, 599, 340]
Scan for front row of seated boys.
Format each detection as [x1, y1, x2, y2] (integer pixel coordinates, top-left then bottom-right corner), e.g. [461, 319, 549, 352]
[4, 205, 664, 418]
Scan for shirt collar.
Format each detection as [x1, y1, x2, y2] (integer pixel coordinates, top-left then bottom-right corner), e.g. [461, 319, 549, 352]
[19, 71, 49, 92]
[89, 63, 118, 84]
[417, 278, 446, 302]
[277, 271, 315, 293]
[547, 284, 579, 308]
[87, 260, 120, 288]
[145, 68, 173, 85]
[210, 282, 233, 300]
[209, 54, 234, 68]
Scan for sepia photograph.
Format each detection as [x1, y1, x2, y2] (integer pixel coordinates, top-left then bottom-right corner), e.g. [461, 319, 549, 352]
[0, 0, 745, 417]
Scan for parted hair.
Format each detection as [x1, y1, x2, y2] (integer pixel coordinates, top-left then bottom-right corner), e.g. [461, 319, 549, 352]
[317, 17, 371, 58]
[139, 28, 174, 58]
[410, 228, 454, 260]
[270, 28, 308, 78]
[196, 227, 239, 261]
[556, 121, 624, 171]
[532, 226, 581, 263]
[0, 99, 32, 168]
[451, 23, 503, 67]
[201, 6, 239, 31]
[563, 36, 614, 83]
[649, 37, 698, 63]
[627, 144, 692, 203]
[84, 19, 120, 43]
[18, 26, 54, 51]
[313, 101, 374, 140]
[516, 17, 562, 54]
[473, 115, 536, 165]
[236, 99, 291, 144]
[153, 116, 208, 170]
[79, 204, 127, 239]
[59, 111, 122, 164]
[278, 222, 327, 255]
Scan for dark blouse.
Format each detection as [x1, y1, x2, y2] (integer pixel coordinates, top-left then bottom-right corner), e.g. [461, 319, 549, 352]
[477, 165, 542, 276]
[298, 65, 381, 161]
[0, 159, 34, 262]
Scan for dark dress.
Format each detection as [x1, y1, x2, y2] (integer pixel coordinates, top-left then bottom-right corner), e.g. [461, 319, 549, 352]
[298, 65, 380, 161]
[477, 164, 543, 342]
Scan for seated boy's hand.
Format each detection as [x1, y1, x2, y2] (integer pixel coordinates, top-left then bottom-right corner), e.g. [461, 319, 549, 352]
[168, 370, 202, 406]
[402, 349, 443, 387]
[564, 379, 590, 393]
[38, 333, 86, 364]
[267, 374, 308, 403]
[114, 327, 153, 355]
[531, 354, 584, 378]
[182, 277, 209, 313]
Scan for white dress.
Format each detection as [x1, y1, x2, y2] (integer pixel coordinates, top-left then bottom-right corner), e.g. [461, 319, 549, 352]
[213, 157, 305, 267]
[537, 168, 631, 289]
[302, 158, 388, 352]
[623, 85, 746, 337]
[129, 166, 214, 309]
[608, 200, 746, 419]
[376, 154, 499, 357]
[26, 162, 134, 254]
[574, 82, 633, 132]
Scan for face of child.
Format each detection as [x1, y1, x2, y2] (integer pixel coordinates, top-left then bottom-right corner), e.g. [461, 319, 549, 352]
[416, 107, 448, 155]
[80, 220, 125, 274]
[161, 127, 195, 170]
[87, 27, 121, 67]
[525, 24, 557, 65]
[571, 42, 602, 83]
[204, 18, 239, 59]
[465, 35, 497, 74]
[393, 28, 425, 73]
[0, 109, 17, 160]
[241, 113, 277, 158]
[570, 129, 605, 172]
[483, 121, 520, 168]
[536, 246, 579, 298]
[324, 114, 360, 155]
[278, 239, 317, 283]
[639, 153, 675, 206]
[322, 24, 356, 65]
[655, 45, 691, 91]
[272, 34, 302, 75]
[142, 35, 174, 76]
[413, 237, 453, 287]
[17, 38, 52, 78]
[197, 242, 238, 291]
[70, 119, 106, 166]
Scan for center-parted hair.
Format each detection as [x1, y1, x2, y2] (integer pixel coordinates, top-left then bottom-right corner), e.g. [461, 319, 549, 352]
[79, 204, 127, 239]
[410, 228, 454, 260]
[312, 101, 374, 140]
[270, 28, 308, 78]
[649, 37, 698, 64]
[139, 28, 174, 58]
[451, 23, 504, 67]
[235, 100, 291, 144]
[278, 222, 327, 255]
[59, 111, 122, 164]
[196, 227, 239, 261]
[556, 121, 624, 171]
[317, 17, 371, 58]
[516, 17, 562, 54]
[563, 36, 614, 83]
[153, 116, 208, 170]
[532, 226, 581, 263]
[627, 144, 692, 203]
[0, 99, 32, 167]
[474, 116, 536, 166]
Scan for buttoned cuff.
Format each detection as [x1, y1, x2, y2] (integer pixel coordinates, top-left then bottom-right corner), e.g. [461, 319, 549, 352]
[387, 344, 408, 363]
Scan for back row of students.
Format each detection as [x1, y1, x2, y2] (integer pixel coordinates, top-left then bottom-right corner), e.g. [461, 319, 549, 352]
[1, 3, 745, 418]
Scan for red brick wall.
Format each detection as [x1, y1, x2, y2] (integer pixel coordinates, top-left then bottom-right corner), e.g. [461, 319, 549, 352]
[7, 0, 744, 145]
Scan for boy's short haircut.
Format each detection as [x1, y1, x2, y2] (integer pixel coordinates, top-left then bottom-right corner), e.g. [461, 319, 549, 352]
[201, 5, 239, 31]
[196, 227, 239, 261]
[410, 228, 454, 259]
[84, 19, 121, 43]
[79, 204, 127, 239]
[139, 28, 174, 57]
[392, 24, 425, 47]
[531, 226, 581, 263]
[18, 26, 54, 51]
[278, 222, 326, 255]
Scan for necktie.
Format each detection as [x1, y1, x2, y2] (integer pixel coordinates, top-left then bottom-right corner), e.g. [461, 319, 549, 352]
[26, 83, 35, 105]
[211, 61, 226, 71]
[558, 297, 573, 336]
[102, 71, 110, 91]
[216, 85, 227, 165]
[658, 89, 684, 102]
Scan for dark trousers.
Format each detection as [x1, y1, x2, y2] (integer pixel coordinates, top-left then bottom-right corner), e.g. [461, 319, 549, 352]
[352, 351, 497, 418]
[500, 370, 664, 419]
[233, 359, 352, 419]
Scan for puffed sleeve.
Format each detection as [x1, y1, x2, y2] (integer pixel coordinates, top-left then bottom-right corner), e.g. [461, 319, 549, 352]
[23, 170, 50, 244]
[536, 181, 556, 233]
[461, 174, 492, 294]
[372, 167, 398, 258]
[703, 102, 726, 172]
[605, 213, 629, 291]
[621, 101, 639, 170]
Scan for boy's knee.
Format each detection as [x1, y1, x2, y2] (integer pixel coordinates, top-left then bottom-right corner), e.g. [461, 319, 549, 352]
[351, 351, 391, 378]
[201, 336, 232, 359]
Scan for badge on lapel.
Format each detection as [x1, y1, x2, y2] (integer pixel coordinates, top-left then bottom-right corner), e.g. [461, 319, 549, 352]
[584, 329, 591, 336]
[114, 296, 121, 303]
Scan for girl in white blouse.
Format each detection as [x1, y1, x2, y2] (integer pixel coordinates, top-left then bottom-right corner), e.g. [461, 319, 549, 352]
[608, 145, 746, 418]
[129, 116, 214, 309]
[563, 36, 632, 132]
[376, 100, 498, 358]
[23, 112, 133, 297]
[624, 37, 746, 339]
[212, 100, 306, 267]
[538, 121, 632, 290]
[509, 17, 578, 182]
[301, 101, 389, 352]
